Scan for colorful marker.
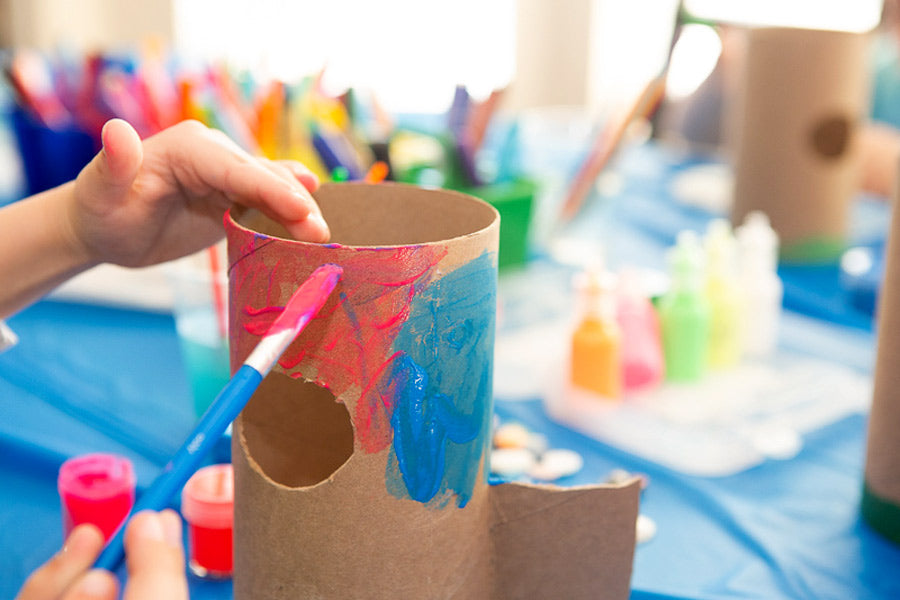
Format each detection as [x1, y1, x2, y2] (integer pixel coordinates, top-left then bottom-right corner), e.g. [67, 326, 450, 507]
[331, 166, 349, 182]
[364, 161, 389, 184]
[312, 128, 363, 180]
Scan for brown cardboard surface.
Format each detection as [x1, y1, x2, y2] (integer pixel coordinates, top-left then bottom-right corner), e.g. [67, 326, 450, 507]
[729, 27, 870, 248]
[226, 183, 638, 598]
[491, 481, 641, 600]
[865, 190, 900, 502]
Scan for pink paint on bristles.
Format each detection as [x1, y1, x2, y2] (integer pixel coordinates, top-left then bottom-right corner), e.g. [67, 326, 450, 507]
[242, 264, 343, 377]
[269, 264, 344, 335]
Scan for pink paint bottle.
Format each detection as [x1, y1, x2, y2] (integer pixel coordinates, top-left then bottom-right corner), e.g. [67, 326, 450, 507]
[181, 463, 234, 579]
[616, 269, 664, 393]
[57, 453, 136, 542]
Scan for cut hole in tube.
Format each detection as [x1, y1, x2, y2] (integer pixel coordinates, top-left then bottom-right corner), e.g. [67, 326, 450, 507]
[240, 373, 353, 488]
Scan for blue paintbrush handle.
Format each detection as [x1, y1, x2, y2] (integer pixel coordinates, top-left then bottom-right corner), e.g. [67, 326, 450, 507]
[94, 263, 343, 572]
[94, 364, 263, 571]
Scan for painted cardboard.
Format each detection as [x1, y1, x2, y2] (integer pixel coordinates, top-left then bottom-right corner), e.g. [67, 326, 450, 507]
[225, 183, 639, 599]
[729, 27, 870, 260]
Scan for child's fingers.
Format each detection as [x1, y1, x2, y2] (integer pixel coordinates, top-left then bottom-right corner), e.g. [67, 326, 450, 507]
[61, 570, 118, 600]
[75, 119, 143, 209]
[283, 213, 331, 243]
[165, 122, 317, 225]
[223, 163, 331, 239]
[203, 155, 329, 241]
[16, 524, 105, 600]
[99, 119, 144, 187]
[256, 159, 330, 241]
[123, 510, 187, 600]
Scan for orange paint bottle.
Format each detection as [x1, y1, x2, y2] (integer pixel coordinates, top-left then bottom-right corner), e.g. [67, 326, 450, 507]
[570, 271, 621, 398]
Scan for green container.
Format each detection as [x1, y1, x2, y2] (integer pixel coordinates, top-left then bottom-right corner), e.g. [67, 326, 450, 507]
[461, 178, 535, 270]
[389, 130, 535, 270]
[862, 481, 900, 544]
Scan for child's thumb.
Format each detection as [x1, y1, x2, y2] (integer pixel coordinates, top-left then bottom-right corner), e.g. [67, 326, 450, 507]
[79, 119, 143, 202]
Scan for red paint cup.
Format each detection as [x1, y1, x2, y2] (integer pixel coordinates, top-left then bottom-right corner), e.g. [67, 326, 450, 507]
[57, 453, 136, 542]
[181, 463, 234, 579]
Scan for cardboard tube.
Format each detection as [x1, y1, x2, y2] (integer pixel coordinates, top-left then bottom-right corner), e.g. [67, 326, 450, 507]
[227, 183, 497, 597]
[730, 27, 870, 262]
[863, 181, 900, 544]
[226, 183, 640, 598]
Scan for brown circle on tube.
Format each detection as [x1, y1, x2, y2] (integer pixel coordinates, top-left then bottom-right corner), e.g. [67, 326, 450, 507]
[810, 114, 850, 159]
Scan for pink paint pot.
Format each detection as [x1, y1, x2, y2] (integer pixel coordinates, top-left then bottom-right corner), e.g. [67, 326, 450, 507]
[181, 463, 234, 579]
[57, 453, 136, 542]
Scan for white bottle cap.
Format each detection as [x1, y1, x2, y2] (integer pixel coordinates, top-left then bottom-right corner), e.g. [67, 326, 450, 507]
[737, 211, 780, 273]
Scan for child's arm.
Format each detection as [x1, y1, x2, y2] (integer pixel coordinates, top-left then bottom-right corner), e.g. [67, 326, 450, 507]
[0, 119, 328, 318]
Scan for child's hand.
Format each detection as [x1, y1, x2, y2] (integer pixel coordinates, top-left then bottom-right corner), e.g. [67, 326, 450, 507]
[16, 510, 188, 600]
[66, 118, 329, 268]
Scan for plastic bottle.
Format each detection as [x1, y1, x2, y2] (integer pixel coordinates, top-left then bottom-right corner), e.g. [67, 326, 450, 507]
[704, 219, 744, 369]
[570, 270, 622, 398]
[616, 269, 664, 392]
[658, 231, 711, 382]
[736, 211, 783, 359]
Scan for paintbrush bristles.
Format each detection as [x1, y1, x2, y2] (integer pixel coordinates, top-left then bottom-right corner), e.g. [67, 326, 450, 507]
[243, 264, 343, 376]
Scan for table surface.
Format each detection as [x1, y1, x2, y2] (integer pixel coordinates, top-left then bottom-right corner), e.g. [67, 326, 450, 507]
[2, 142, 900, 600]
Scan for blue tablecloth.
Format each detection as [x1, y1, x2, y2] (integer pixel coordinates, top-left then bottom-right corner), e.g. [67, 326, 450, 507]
[2, 142, 899, 599]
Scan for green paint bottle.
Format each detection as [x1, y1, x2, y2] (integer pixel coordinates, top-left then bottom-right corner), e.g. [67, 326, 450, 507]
[659, 231, 711, 382]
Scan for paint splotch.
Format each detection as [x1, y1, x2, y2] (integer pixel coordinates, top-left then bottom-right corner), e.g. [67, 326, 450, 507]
[383, 353, 480, 504]
[229, 233, 446, 454]
[385, 251, 496, 507]
[227, 216, 497, 508]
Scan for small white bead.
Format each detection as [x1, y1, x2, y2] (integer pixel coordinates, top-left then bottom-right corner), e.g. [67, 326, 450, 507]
[528, 449, 584, 481]
[490, 448, 537, 478]
[606, 468, 632, 485]
[636, 514, 657, 544]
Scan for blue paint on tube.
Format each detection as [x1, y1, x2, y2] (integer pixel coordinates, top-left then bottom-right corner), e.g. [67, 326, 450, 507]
[386, 251, 496, 507]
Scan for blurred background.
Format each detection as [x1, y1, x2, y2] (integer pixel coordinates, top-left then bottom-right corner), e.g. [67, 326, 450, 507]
[0, 0, 893, 216]
[6, 2, 900, 597]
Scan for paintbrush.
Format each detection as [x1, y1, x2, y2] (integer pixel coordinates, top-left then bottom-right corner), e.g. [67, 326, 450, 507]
[94, 263, 343, 571]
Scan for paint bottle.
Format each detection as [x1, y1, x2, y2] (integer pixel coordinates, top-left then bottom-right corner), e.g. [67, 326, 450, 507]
[736, 211, 783, 359]
[570, 270, 622, 398]
[57, 453, 135, 542]
[658, 231, 710, 382]
[616, 269, 664, 393]
[704, 219, 744, 369]
[181, 463, 234, 579]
